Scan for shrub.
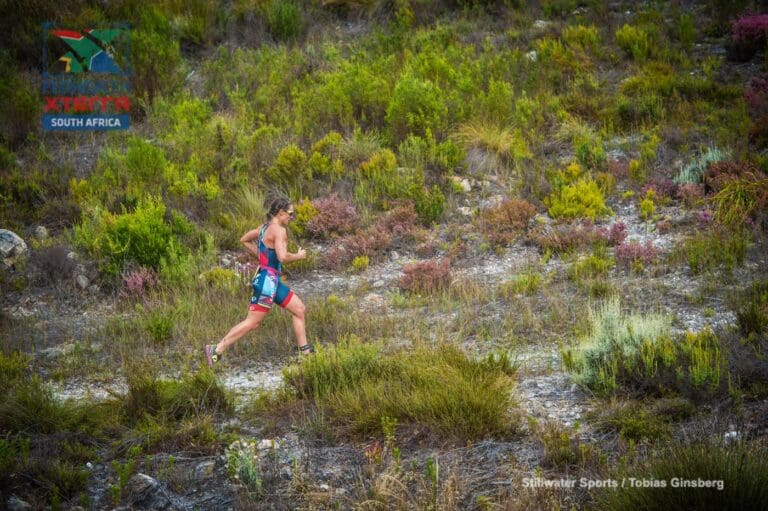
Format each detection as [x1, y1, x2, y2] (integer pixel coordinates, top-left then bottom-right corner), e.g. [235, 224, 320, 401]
[569, 246, 614, 282]
[478, 198, 536, 246]
[615, 240, 659, 271]
[324, 227, 392, 269]
[639, 189, 656, 221]
[591, 401, 671, 442]
[262, 0, 303, 42]
[132, 8, 182, 103]
[640, 178, 679, 203]
[546, 178, 612, 220]
[615, 24, 651, 61]
[0, 62, 39, 148]
[306, 195, 358, 239]
[351, 255, 369, 272]
[732, 279, 768, 338]
[282, 338, 518, 440]
[675, 146, 730, 184]
[562, 25, 601, 53]
[678, 227, 748, 274]
[527, 220, 618, 254]
[710, 169, 768, 230]
[288, 199, 318, 239]
[73, 197, 191, 278]
[562, 298, 728, 398]
[376, 202, 419, 241]
[680, 183, 705, 208]
[702, 160, 761, 194]
[727, 14, 768, 61]
[198, 267, 240, 292]
[119, 266, 159, 302]
[29, 245, 76, 286]
[745, 74, 768, 120]
[595, 440, 768, 511]
[399, 258, 451, 294]
[385, 75, 448, 142]
[267, 144, 310, 187]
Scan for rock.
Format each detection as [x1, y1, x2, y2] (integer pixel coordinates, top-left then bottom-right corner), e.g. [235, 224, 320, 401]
[66, 251, 77, 261]
[7, 496, 33, 511]
[195, 460, 216, 479]
[526, 50, 537, 62]
[76, 274, 90, 289]
[128, 473, 169, 509]
[319, 483, 330, 491]
[457, 206, 472, 217]
[88, 284, 100, 294]
[390, 251, 400, 261]
[533, 19, 549, 30]
[34, 225, 49, 240]
[258, 439, 276, 450]
[220, 256, 232, 267]
[373, 280, 385, 288]
[0, 229, 28, 268]
[281, 466, 293, 480]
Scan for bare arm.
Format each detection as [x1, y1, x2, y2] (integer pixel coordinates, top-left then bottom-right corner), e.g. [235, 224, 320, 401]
[239, 229, 261, 258]
[273, 226, 306, 263]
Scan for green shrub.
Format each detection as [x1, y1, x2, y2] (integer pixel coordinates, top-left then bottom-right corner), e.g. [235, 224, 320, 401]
[595, 440, 768, 511]
[289, 199, 318, 239]
[0, 61, 39, 148]
[562, 298, 728, 398]
[263, 0, 303, 42]
[282, 337, 519, 440]
[563, 24, 601, 53]
[386, 75, 448, 142]
[351, 255, 369, 272]
[132, 8, 182, 103]
[546, 178, 612, 220]
[615, 24, 651, 61]
[711, 170, 768, 230]
[591, 401, 671, 442]
[73, 196, 191, 278]
[675, 146, 730, 184]
[266, 144, 311, 190]
[677, 227, 748, 274]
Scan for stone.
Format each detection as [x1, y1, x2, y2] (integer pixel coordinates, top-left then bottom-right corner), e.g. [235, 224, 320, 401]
[533, 20, 549, 30]
[195, 460, 216, 479]
[390, 251, 399, 261]
[457, 206, 472, 217]
[372, 280, 385, 288]
[88, 284, 100, 294]
[526, 50, 537, 62]
[319, 483, 330, 491]
[76, 274, 90, 289]
[7, 496, 33, 511]
[66, 251, 77, 261]
[0, 229, 28, 268]
[34, 225, 49, 240]
[258, 438, 276, 450]
[128, 473, 169, 509]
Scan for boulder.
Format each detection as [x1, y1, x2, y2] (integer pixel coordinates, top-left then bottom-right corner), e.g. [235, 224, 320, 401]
[0, 229, 28, 268]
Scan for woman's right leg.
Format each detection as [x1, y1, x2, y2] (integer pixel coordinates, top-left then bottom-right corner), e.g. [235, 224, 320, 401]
[216, 309, 268, 354]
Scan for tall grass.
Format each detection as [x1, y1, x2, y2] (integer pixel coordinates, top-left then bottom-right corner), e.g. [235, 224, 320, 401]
[282, 337, 519, 440]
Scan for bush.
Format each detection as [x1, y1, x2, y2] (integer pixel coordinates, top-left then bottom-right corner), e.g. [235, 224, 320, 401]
[546, 178, 612, 220]
[306, 195, 358, 239]
[0, 61, 39, 148]
[29, 245, 76, 286]
[385, 75, 448, 142]
[710, 169, 768, 230]
[595, 440, 768, 511]
[263, 0, 303, 42]
[282, 338, 519, 440]
[478, 198, 536, 246]
[527, 220, 622, 254]
[675, 146, 730, 184]
[132, 8, 182, 103]
[727, 14, 768, 61]
[399, 258, 451, 294]
[563, 298, 729, 398]
[324, 227, 392, 270]
[119, 266, 159, 302]
[615, 24, 651, 61]
[289, 199, 318, 239]
[615, 240, 659, 271]
[267, 144, 310, 188]
[678, 227, 748, 274]
[73, 197, 190, 278]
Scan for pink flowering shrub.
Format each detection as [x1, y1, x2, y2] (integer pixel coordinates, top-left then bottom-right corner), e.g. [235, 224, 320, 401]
[640, 179, 679, 202]
[728, 14, 768, 61]
[528, 220, 626, 253]
[615, 240, 659, 269]
[120, 266, 159, 301]
[679, 183, 704, 208]
[478, 198, 537, 246]
[306, 194, 358, 238]
[398, 258, 451, 294]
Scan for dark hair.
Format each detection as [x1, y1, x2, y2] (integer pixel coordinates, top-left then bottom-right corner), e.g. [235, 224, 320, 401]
[266, 197, 292, 220]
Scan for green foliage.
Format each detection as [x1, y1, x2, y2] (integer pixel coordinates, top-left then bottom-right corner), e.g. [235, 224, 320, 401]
[677, 13, 696, 51]
[267, 144, 311, 193]
[542, 0, 577, 17]
[351, 255, 370, 272]
[639, 189, 656, 220]
[563, 298, 728, 398]
[615, 24, 651, 61]
[132, 8, 182, 103]
[199, 267, 240, 293]
[263, 0, 303, 42]
[73, 196, 191, 278]
[676, 146, 730, 184]
[678, 227, 748, 274]
[711, 171, 768, 230]
[592, 400, 672, 442]
[596, 440, 768, 511]
[226, 439, 263, 496]
[142, 310, 175, 345]
[386, 75, 448, 142]
[289, 199, 318, 239]
[282, 337, 519, 440]
[0, 57, 39, 148]
[546, 178, 612, 220]
[569, 246, 614, 283]
[562, 24, 601, 54]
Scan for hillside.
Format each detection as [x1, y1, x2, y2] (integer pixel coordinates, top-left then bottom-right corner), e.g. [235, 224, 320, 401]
[1, 1, 768, 509]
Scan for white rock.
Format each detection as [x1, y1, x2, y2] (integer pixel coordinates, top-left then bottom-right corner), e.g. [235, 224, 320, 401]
[34, 226, 49, 240]
[457, 207, 472, 217]
[533, 20, 549, 30]
[258, 438, 276, 450]
[76, 275, 90, 289]
[390, 251, 400, 261]
[526, 50, 538, 62]
[0, 229, 27, 268]
[373, 280, 385, 288]
[319, 483, 330, 491]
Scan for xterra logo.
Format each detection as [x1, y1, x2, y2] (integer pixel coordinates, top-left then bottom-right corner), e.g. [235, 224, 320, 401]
[42, 22, 131, 131]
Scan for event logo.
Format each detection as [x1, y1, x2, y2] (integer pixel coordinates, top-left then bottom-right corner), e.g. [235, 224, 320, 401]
[42, 22, 131, 131]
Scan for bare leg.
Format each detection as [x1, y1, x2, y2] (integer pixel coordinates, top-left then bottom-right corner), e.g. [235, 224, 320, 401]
[215, 309, 268, 354]
[283, 295, 309, 352]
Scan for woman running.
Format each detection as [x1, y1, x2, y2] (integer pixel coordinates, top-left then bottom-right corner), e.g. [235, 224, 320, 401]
[205, 198, 313, 366]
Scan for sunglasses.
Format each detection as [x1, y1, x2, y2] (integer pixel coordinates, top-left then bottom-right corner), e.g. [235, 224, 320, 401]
[285, 209, 296, 219]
